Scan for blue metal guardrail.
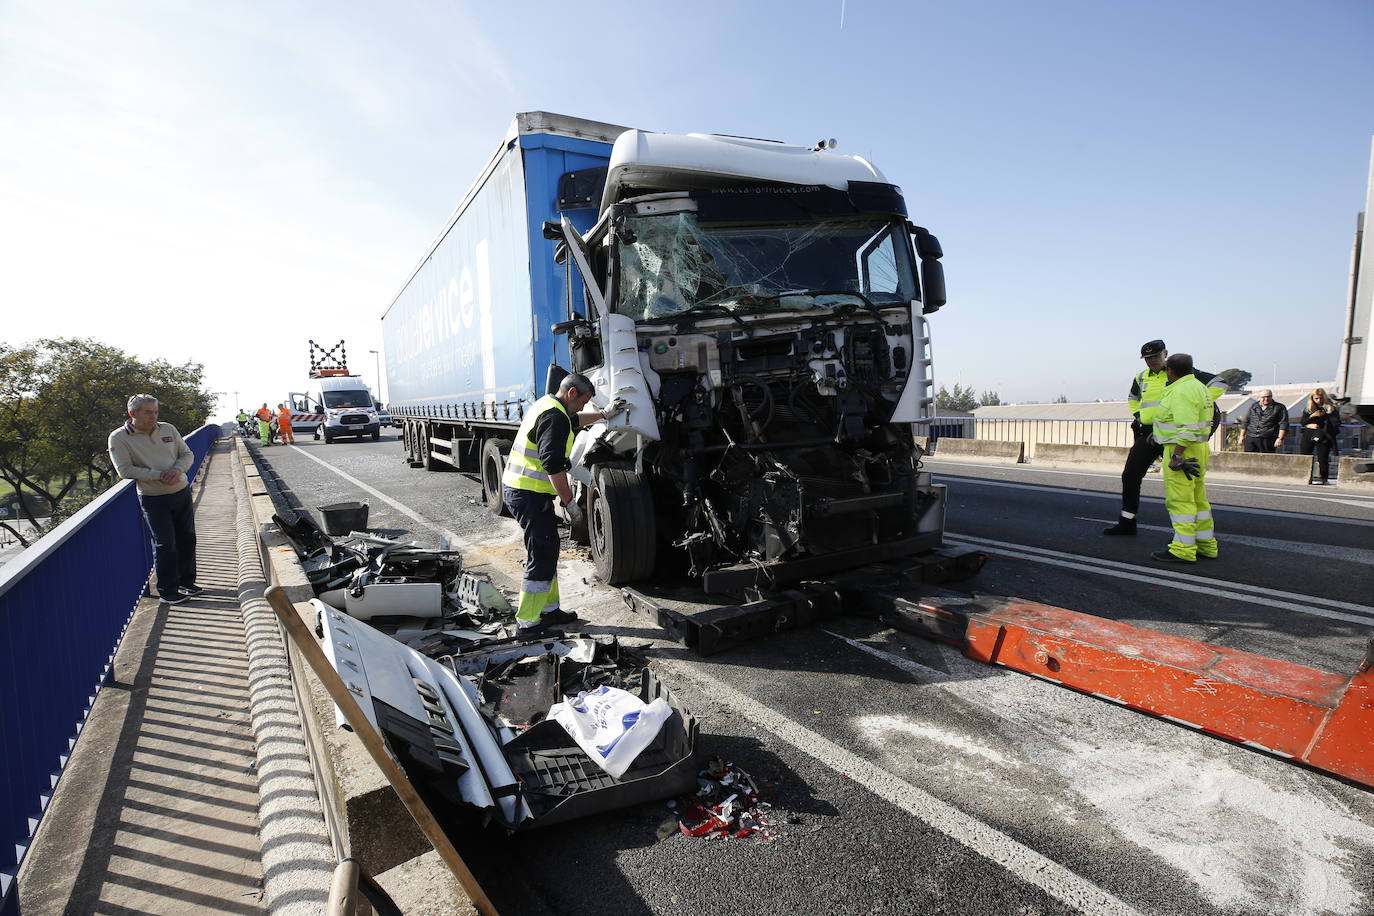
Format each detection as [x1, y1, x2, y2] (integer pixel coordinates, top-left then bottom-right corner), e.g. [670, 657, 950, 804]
[0, 424, 220, 916]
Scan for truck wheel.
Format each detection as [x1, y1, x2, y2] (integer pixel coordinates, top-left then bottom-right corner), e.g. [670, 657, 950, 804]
[481, 438, 513, 517]
[372, 428, 381, 441]
[589, 465, 656, 584]
[323, 430, 333, 444]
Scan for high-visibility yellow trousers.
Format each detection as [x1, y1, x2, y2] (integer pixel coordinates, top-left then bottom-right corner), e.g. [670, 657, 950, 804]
[1162, 442, 1217, 561]
[257, 419, 272, 444]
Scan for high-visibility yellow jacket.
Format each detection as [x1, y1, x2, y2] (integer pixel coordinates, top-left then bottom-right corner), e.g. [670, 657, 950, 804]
[1129, 367, 1226, 426]
[1152, 375, 1213, 447]
[502, 395, 574, 495]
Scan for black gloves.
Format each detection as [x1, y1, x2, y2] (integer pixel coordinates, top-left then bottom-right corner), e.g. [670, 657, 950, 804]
[1170, 456, 1201, 480]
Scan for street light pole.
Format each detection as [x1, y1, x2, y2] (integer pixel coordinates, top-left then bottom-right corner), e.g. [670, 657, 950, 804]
[369, 349, 383, 402]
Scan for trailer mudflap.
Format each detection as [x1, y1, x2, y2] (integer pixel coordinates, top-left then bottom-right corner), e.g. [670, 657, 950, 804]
[878, 592, 1374, 789]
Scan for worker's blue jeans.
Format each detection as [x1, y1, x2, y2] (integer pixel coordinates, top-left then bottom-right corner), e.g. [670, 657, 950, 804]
[140, 486, 197, 600]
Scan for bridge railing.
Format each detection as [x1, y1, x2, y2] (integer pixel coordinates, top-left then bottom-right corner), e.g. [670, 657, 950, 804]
[914, 417, 1369, 462]
[0, 423, 221, 915]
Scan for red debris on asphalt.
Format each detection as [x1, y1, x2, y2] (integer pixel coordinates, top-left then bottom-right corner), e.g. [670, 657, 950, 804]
[676, 758, 778, 842]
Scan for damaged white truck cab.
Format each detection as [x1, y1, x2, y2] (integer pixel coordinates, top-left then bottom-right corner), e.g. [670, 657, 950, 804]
[550, 129, 950, 591]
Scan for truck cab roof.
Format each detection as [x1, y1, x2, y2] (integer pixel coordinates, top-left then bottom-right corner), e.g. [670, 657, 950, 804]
[602, 130, 891, 209]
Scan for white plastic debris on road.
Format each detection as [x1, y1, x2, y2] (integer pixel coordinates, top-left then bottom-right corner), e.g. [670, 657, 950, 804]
[550, 685, 671, 778]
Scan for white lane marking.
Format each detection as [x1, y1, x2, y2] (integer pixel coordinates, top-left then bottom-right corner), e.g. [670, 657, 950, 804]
[937, 474, 1374, 529]
[1072, 517, 1374, 566]
[927, 459, 1374, 505]
[287, 444, 469, 547]
[945, 534, 1374, 627]
[826, 632, 1374, 915]
[654, 656, 1144, 916]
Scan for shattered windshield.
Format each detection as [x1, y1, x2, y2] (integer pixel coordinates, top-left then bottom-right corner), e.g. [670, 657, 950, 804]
[615, 213, 916, 321]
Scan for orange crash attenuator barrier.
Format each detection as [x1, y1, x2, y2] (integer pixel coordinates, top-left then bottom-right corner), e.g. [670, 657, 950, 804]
[875, 593, 1374, 789]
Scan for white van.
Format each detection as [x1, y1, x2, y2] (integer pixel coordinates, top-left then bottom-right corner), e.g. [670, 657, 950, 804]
[292, 375, 380, 443]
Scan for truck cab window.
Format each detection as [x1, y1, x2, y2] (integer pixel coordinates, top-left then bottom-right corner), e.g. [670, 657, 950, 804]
[858, 225, 902, 298]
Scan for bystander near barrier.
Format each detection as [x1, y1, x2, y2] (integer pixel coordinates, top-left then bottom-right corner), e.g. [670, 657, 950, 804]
[0, 424, 220, 916]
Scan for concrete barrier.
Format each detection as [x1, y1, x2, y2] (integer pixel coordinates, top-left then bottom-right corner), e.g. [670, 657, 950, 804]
[1033, 443, 1129, 473]
[235, 439, 474, 912]
[1206, 451, 1312, 483]
[932, 438, 1024, 464]
[1338, 457, 1374, 490]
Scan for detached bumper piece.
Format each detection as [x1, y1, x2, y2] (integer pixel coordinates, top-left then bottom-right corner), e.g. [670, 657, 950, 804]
[316, 601, 698, 831]
[877, 592, 1374, 790]
[622, 547, 987, 656]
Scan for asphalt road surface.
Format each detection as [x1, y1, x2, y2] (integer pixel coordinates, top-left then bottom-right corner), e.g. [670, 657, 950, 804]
[249, 432, 1374, 916]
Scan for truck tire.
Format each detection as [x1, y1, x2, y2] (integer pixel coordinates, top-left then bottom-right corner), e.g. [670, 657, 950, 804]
[323, 430, 333, 444]
[372, 428, 380, 441]
[481, 438, 513, 517]
[406, 421, 426, 468]
[589, 465, 656, 584]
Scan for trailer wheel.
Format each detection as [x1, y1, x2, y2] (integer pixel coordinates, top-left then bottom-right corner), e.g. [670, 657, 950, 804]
[406, 421, 426, 468]
[481, 438, 513, 516]
[423, 423, 448, 471]
[589, 465, 656, 584]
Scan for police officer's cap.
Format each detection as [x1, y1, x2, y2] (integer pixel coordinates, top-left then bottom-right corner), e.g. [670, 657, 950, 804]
[1139, 339, 1166, 357]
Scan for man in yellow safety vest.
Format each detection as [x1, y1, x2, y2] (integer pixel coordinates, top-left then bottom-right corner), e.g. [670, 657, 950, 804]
[1103, 339, 1227, 535]
[501, 373, 624, 635]
[1149, 353, 1218, 563]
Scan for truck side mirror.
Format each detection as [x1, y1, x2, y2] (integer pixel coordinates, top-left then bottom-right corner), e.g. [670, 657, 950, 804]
[911, 226, 943, 260]
[920, 260, 946, 313]
[910, 225, 945, 313]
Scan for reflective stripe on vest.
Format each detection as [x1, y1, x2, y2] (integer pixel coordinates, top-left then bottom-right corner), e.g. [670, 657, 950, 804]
[501, 395, 574, 494]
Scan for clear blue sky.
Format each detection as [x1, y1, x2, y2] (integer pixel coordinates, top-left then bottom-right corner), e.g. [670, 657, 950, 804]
[1, 0, 1370, 414]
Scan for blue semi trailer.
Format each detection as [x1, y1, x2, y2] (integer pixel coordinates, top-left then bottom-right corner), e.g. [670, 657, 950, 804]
[386, 112, 951, 591]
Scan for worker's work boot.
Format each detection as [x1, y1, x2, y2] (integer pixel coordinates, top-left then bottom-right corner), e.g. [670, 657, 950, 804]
[540, 607, 579, 627]
[1102, 515, 1137, 536]
[1150, 549, 1191, 563]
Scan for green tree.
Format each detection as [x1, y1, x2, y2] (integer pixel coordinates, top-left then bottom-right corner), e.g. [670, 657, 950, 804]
[978, 390, 1001, 406]
[1215, 368, 1252, 391]
[1054, 394, 1069, 403]
[0, 338, 214, 542]
[935, 383, 978, 412]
